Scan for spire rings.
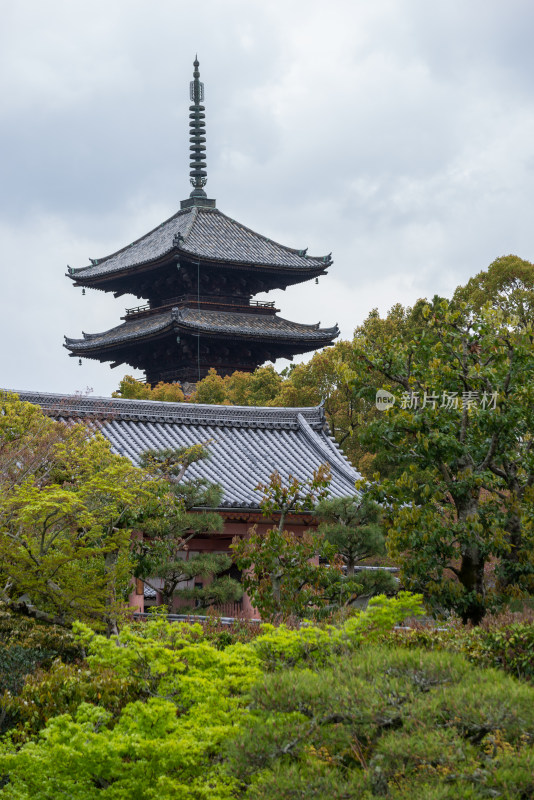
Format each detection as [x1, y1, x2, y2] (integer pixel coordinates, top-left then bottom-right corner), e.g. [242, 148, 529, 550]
[188, 58, 208, 193]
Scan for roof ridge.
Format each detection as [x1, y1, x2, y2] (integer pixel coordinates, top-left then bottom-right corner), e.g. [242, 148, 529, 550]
[181, 205, 199, 242]
[297, 413, 361, 487]
[13, 390, 327, 431]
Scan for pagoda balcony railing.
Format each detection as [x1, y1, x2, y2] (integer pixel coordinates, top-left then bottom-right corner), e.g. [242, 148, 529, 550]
[124, 297, 276, 317]
[249, 300, 276, 308]
[125, 303, 151, 316]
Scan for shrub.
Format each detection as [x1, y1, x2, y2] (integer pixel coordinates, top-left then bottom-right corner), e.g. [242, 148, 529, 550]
[0, 607, 83, 717]
[3, 660, 145, 742]
[226, 646, 534, 799]
[0, 606, 82, 663]
[462, 623, 534, 681]
[381, 620, 534, 682]
[252, 592, 425, 670]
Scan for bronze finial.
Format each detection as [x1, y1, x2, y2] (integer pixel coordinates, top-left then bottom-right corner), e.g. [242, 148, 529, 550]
[189, 57, 207, 197]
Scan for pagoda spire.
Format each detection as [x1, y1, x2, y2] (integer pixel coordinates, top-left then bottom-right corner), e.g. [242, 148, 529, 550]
[181, 57, 216, 209]
[189, 57, 207, 196]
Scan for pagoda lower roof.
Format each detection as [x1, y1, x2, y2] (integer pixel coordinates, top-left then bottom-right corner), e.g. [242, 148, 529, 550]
[65, 307, 339, 354]
[69, 206, 331, 282]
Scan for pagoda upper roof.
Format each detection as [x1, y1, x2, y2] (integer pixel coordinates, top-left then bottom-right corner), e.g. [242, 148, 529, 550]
[69, 206, 332, 283]
[64, 307, 339, 354]
[13, 391, 360, 509]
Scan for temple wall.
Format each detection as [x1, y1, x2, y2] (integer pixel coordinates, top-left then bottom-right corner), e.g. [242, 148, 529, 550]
[128, 515, 317, 620]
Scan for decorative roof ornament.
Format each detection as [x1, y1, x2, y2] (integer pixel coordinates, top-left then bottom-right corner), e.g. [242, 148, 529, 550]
[181, 57, 216, 209]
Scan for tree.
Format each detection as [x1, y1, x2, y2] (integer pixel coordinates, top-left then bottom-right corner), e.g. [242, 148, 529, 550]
[315, 495, 398, 598]
[349, 291, 534, 624]
[133, 446, 242, 612]
[453, 254, 534, 327]
[453, 255, 534, 591]
[0, 617, 264, 799]
[0, 392, 168, 633]
[232, 466, 366, 620]
[275, 341, 363, 460]
[113, 374, 185, 402]
[4, 597, 474, 800]
[189, 365, 284, 406]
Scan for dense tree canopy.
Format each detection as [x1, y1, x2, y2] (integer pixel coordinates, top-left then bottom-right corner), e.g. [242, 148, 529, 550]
[2, 595, 534, 799]
[348, 260, 534, 623]
[0, 392, 169, 632]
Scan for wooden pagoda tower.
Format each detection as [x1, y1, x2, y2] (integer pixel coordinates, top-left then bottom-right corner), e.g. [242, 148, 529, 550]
[64, 59, 339, 385]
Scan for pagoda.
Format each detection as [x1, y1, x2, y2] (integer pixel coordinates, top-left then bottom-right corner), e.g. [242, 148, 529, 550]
[64, 59, 339, 385]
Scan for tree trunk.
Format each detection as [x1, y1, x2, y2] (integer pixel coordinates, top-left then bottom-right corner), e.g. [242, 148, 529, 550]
[455, 490, 486, 625]
[499, 510, 525, 589]
[271, 566, 282, 608]
[458, 546, 486, 625]
[104, 550, 120, 638]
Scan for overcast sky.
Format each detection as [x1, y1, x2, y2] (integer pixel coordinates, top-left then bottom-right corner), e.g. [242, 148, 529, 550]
[2, 0, 534, 396]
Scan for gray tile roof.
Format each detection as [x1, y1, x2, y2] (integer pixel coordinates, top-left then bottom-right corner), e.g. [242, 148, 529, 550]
[64, 310, 175, 351]
[64, 307, 339, 353]
[15, 392, 360, 509]
[69, 206, 331, 281]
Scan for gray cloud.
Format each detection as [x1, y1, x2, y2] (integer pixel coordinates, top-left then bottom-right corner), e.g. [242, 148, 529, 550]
[1, 0, 534, 395]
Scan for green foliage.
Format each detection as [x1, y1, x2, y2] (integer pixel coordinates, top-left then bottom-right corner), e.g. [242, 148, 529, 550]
[225, 645, 534, 799]
[3, 660, 144, 743]
[316, 494, 398, 600]
[190, 365, 284, 407]
[255, 464, 332, 523]
[0, 699, 241, 799]
[113, 375, 185, 402]
[158, 553, 243, 611]
[251, 593, 425, 670]
[385, 620, 534, 682]
[174, 616, 265, 650]
[466, 623, 534, 680]
[0, 607, 81, 664]
[233, 525, 338, 621]
[316, 495, 385, 569]
[348, 285, 534, 624]
[134, 447, 240, 612]
[0, 647, 49, 699]
[0, 392, 170, 632]
[453, 254, 534, 328]
[4, 596, 532, 799]
[0, 618, 262, 798]
[231, 467, 342, 621]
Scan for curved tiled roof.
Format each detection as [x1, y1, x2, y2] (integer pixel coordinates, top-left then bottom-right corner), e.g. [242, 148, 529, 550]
[69, 206, 331, 281]
[64, 309, 174, 351]
[176, 308, 339, 340]
[64, 308, 339, 353]
[14, 392, 360, 508]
